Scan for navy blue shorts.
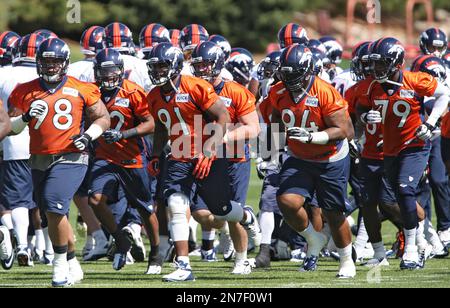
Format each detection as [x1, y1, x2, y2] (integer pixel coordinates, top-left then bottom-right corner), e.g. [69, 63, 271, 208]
[360, 158, 396, 206]
[89, 159, 153, 213]
[277, 156, 348, 212]
[384, 147, 430, 197]
[164, 158, 232, 216]
[32, 163, 87, 215]
[259, 168, 282, 215]
[442, 136, 450, 166]
[193, 160, 251, 212]
[154, 151, 169, 203]
[1, 160, 36, 210]
[75, 160, 92, 198]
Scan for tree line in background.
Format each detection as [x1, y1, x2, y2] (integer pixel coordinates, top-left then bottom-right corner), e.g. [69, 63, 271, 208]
[2, 0, 450, 52]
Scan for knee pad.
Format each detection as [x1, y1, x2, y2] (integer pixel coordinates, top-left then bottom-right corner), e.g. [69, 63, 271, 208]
[213, 200, 244, 222]
[397, 185, 418, 229]
[167, 193, 190, 242]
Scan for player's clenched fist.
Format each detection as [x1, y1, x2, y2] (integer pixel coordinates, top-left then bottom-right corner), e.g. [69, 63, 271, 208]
[22, 101, 47, 122]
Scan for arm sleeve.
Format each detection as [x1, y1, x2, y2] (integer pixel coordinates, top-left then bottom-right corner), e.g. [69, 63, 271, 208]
[415, 72, 438, 98]
[321, 84, 347, 117]
[80, 83, 102, 107]
[427, 81, 450, 127]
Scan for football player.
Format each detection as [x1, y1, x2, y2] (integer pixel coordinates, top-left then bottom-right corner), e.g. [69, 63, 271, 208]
[8, 38, 110, 287]
[267, 44, 356, 278]
[179, 24, 209, 76]
[357, 37, 449, 269]
[191, 41, 261, 273]
[88, 48, 163, 274]
[146, 42, 260, 282]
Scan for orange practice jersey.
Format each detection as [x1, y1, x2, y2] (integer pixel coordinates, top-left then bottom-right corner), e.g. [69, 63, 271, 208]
[147, 75, 218, 161]
[360, 71, 437, 157]
[95, 80, 150, 168]
[268, 77, 348, 161]
[258, 96, 273, 125]
[216, 80, 256, 162]
[9, 76, 100, 155]
[442, 112, 450, 138]
[349, 79, 384, 160]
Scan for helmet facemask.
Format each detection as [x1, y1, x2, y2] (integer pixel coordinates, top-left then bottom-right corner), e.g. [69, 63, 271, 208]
[278, 60, 313, 93]
[191, 59, 219, 83]
[95, 63, 124, 91]
[38, 56, 68, 84]
[148, 60, 177, 87]
[369, 54, 399, 82]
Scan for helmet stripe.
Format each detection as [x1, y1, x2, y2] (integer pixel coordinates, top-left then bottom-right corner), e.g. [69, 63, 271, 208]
[144, 24, 155, 47]
[27, 34, 37, 58]
[285, 23, 293, 47]
[113, 22, 121, 47]
[192, 24, 199, 45]
[285, 44, 295, 62]
[84, 26, 97, 50]
[0, 32, 9, 46]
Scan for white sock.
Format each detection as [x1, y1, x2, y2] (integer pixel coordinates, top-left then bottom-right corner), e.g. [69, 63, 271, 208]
[235, 251, 247, 264]
[35, 229, 45, 252]
[259, 211, 274, 245]
[423, 219, 442, 247]
[354, 219, 369, 256]
[404, 227, 417, 250]
[416, 221, 427, 249]
[12, 207, 29, 249]
[202, 230, 216, 241]
[189, 218, 199, 243]
[372, 241, 386, 259]
[177, 256, 190, 265]
[28, 235, 36, 251]
[221, 222, 230, 234]
[54, 252, 68, 267]
[43, 227, 54, 254]
[92, 229, 107, 244]
[300, 222, 323, 256]
[337, 243, 353, 263]
[1, 213, 13, 230]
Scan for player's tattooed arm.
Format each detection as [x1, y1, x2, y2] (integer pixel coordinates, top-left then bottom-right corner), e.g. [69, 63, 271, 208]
[324, 108, 354, 142]
[0, 103, 11, 141]
[205, 97, 231, 135]
[83, 100, 111, 141]
[152, 120, 168, 157]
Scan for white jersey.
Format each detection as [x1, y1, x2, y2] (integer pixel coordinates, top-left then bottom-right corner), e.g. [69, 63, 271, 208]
[181, 61, 193, 76]
[250, 64, 260, 81]
[0, 64, 38, 160]
[220, 68, 233, 81]
[319, 71, 332, 83]
[68, 59, 95, 82]
[122, 55, 152, 92]
[331, 69, 355, 97]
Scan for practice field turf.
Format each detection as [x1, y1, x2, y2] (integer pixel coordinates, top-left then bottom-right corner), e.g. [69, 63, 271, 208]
[0, 163, 449, 288]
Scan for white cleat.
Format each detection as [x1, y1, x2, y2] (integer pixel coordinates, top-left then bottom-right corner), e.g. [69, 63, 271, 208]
[162, 261, 195, 282]
[123, 225, 146, 262]
[337, 260, 356, 279]
[52, 262, 73, 288]
[438, 229, 450, 248]
[68, 258, 84, 284]
[146, 264, 162, 275]
[17, 247, 34, 267]
[83, 240, 109, 261]
[0, 226, 14, 270]
[231, 260, 252, 275]
[219, 231, 235, 262]
[242, 206, 262, 247]
[363, 258, 390, 267]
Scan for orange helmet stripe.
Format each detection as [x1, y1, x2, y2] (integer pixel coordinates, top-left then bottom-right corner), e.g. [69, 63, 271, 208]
[27, 34, 37, 58]
[192, 24, 199, 45]
[84, 26, 97, 50]
[285, 23, 293, 47]
[144, 24, 155, 47]
[113, 22, 121, 47]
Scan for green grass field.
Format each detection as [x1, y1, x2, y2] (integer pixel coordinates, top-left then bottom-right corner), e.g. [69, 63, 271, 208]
[0, 163, 449, 288]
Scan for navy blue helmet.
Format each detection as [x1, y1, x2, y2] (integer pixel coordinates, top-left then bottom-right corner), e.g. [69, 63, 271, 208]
[33, 29, 58, 40]
[307, 39, 327, 54]
[319, 36, 343, 65]
[15, 34, 46, 64]
[443, 51, 450, 70]
[147, 42, 184, 86]
[369, 37, 405, 81]
[191, 41, 225, 82]
[309, 47, 326, 76]
[278, 44, 314, 92]
[350, 41, 371, 81]
[104, 22, 134, 54]
[419, 28, 448, 58]
[139, 23, 170, 55]
[94, 48, 124, 90]
[208, 34, 231, 61]
[180, 24, 209, 52]
[80, 26, 104, 56]
[0, 31, 21, 66]
[411, 55, 447, 83]
[257, 51, 281, 80]
[277, 23, 309, 49]
[36, 38, 70, 83]
[226, 48, 254, 86]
